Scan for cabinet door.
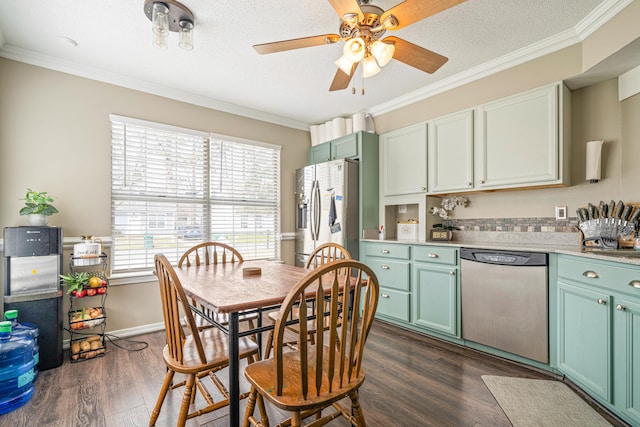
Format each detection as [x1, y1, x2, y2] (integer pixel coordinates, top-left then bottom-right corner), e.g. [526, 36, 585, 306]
[412, 264, 458, 337]
[380, 123, 427, 196]
[309, 142, 331, 164]
[614, 297, 640, 425]
[557, 281, 612, 401]
[331, 133, 358, 160]
[427, 110, 474, 193]
[476, 84, 559, 189]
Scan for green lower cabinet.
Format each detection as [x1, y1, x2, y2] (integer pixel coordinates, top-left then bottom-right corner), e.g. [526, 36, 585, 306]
[613, 296, 640, 425]
[412, 263, 459, 337]
[557, 281, 612, 402]
[377, 287, 411, 322]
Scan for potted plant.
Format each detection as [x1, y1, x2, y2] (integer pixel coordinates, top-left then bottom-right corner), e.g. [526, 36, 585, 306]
[429, 196, 469, 241]
[19, 188, 59, 226]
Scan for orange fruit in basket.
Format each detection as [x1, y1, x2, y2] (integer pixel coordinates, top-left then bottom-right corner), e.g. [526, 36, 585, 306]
[89, 277, 101, 288]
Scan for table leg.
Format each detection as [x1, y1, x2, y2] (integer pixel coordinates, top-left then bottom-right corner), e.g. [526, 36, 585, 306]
[229, 311, 240, 427]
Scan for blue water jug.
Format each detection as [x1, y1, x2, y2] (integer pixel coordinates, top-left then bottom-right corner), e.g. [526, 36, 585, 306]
[0, 321, 35, 416]
[3, 310, 39, 380]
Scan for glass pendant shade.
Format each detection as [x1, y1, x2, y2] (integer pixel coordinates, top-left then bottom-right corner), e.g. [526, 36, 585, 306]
[371, 40, 395, 67]
[343, 37, 365, 62]
[178, 20, 194, 50]
[335, 55, 355, 75]
[152, 2, 169, 36]
[153, 32, 168, 50]
[362, 55, 381, 78]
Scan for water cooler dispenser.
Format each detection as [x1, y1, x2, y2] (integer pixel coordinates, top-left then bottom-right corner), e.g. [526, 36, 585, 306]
[2, 226, 64, 370]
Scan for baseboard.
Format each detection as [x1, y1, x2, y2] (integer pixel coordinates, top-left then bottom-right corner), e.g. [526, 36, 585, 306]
[63, 322, 165, 349]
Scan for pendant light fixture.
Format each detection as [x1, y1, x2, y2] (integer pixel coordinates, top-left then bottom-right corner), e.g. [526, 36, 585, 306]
[143, 0, 194, 50]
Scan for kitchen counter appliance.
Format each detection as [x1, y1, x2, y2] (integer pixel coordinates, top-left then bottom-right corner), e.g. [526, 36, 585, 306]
[461, 247, 548, 363]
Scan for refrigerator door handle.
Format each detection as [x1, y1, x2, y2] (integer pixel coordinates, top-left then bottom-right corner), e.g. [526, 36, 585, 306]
[313, 179, 321, 241]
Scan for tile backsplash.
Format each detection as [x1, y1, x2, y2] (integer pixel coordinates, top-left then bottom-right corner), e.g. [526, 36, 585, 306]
[448, 217, 578, 233]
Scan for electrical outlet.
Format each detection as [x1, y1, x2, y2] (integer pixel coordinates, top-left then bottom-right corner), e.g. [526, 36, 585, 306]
[398, 204, 407, 214]
[555, 206, 567, 220]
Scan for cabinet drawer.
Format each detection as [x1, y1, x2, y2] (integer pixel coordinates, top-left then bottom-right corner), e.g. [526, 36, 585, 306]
[558, 255, 640, 295]
[367, 258, 410, 291]
[364, 243, 410, 260]
[377, 287, 410, 322]
[414, 246, 458, 265]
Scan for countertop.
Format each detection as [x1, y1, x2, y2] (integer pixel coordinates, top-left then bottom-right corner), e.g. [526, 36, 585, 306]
[361, 238, 640, 267]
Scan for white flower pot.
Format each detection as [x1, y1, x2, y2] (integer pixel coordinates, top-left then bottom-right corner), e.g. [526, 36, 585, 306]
[28, 214, 49, 226]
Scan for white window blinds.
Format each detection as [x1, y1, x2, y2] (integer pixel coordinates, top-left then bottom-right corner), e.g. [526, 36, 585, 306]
[110, 115, 281, 275]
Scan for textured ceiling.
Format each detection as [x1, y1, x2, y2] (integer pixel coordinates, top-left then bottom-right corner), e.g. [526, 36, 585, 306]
[0, 0, 628, 130]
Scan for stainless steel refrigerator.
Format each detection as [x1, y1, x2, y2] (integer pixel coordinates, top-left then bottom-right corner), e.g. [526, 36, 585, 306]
[295, 158, 359, 267]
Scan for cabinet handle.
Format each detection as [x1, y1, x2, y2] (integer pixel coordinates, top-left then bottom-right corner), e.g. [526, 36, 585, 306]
[616, 304, 626, 311]
[583, 270, 599, 279]
[428, 253, 439, 258]
[381, 250, 390, 254]
[421, 187, 426, 191]
[480, 180, 485, 184]
[381, 293, 390, 298]
[629, 280, 640, 289]
[597, 298, 607, 305]
[381, 265, 390, 270]
[467, 182, 472, 186]
[449, 271, 455, 275]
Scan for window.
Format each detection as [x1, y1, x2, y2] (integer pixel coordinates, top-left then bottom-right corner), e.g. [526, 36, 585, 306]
[110, 115, 281, 275]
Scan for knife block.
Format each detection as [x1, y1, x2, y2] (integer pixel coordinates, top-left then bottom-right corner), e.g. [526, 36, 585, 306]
[579, 202, 639, 249]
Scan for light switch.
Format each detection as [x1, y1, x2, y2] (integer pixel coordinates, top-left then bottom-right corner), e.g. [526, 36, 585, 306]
[398, 204, 407, 214]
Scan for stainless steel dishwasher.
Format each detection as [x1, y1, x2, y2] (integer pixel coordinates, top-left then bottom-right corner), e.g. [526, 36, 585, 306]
[460, 247, 548, 363]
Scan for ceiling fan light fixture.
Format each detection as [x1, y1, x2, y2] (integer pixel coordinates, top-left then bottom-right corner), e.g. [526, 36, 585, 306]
[362, 55, 380, 78]
[371, 40, 395, 67]
[335, 55, 355, 75]
[178, 19, 194, 50]
[343, 37, 366, 62]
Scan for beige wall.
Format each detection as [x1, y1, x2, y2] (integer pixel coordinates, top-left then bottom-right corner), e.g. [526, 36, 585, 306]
[0, 58, 309, 333]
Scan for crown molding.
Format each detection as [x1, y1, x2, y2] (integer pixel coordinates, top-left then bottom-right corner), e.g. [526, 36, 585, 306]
[0, 45, 310, 131]
[368, 0, 633, 118]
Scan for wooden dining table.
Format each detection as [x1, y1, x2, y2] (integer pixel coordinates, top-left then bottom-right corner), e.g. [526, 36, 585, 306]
[174, 259, 312, 427]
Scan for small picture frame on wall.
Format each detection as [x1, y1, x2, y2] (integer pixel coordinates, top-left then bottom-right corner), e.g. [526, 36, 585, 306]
[555, 206, 567, 220]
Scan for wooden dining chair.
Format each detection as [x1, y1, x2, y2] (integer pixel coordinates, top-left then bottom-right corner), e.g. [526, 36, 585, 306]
[178, 242, 258, 333]
[151, 254, 266, 427]
[242, 259, 379, 427]
[264, 243, 352, 358]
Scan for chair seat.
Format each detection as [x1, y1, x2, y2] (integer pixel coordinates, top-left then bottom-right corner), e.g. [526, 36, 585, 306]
[244, 346, 365, 412]
[164, 327, 259, 373]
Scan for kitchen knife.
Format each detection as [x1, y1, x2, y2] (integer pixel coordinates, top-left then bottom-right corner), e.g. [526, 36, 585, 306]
[580, 207, 589, 223]
[609, 200, 616, 218]
[615, 201, 625, 221]
[599, 201, 607, 218]
[629, 206, 640, 223]
[588, 203, 597, 220]
[576, 209, 584, 223]
[621, 205, 633, 222]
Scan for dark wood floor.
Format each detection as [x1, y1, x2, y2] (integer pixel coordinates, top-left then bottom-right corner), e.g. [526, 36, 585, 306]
[0, 320, 628, 426]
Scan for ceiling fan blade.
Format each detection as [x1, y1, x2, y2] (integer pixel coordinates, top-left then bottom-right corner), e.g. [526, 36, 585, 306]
[329, 62, 358, 91]
[383, 36, 448, 74]
[381, 0, 467, 30]
[328, 0, 364, 23]
[254, 34, 341, 54]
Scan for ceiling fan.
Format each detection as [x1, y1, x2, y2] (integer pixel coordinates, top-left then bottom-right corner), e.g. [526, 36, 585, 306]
[253, 0, 467, 92]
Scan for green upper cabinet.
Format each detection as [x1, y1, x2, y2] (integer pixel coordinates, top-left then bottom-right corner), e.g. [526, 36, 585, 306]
[308, 142, 331, 164]
[475, 83, 571, 190]
[331, 133, 359, 160]
[427, 110, 474, 194]
[380, 123, 427, 196]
